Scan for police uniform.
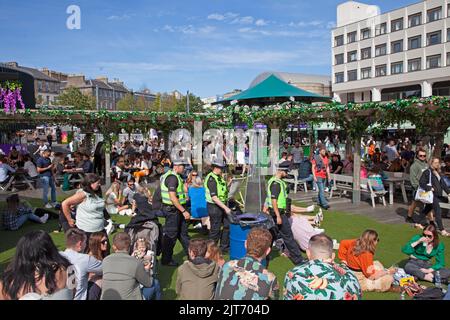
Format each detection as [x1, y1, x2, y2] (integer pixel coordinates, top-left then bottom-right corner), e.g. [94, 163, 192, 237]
[265, 162, 305, 265]
[160, 165, 190, 265]
[205, 163, 230, 252]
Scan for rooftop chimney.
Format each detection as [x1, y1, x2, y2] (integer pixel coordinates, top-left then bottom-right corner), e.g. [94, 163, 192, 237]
[96, 76, 109, 83]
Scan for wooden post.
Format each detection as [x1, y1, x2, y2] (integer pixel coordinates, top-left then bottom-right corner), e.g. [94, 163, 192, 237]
[352, 137, 361, 204]
[104, 137, 112, 187]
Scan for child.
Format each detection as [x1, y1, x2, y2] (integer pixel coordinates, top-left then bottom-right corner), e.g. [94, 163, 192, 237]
[131, 238, 161, 300]
[2, 194, 49, 231]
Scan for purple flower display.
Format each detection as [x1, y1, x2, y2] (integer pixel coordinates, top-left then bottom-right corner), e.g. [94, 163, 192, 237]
[0, 81, 26, 113]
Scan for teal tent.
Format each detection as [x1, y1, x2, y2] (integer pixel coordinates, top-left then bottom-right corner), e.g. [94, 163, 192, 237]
[215, 74, 330, 106]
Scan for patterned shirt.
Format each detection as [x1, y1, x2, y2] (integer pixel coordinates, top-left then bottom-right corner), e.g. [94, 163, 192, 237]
[283, 259, 362, 300]
[2, 205, 33, 231]
[215, 256, 279, 300]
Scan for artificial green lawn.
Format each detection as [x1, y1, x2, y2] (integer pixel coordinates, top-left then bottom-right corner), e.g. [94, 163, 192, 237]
[1, 197, 449, 300]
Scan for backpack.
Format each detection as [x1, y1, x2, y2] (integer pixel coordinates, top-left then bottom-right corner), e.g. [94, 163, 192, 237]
[313, 155, 325, 172]
[413, 287, 444, 300]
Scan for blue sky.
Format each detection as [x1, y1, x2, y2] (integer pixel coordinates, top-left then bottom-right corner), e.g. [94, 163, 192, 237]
[2, 0, 414, 97]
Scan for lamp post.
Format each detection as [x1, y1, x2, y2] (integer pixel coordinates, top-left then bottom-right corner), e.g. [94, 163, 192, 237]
[186, 90, 190, 113]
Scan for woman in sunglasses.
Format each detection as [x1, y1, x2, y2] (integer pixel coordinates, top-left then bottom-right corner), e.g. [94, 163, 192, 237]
[416, 157, 450, 236]
[402, 224, 450, 284]
[86, 232, 110, 300]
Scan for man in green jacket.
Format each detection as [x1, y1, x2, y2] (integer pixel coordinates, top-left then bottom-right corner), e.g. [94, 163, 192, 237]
[406, 148, 428, 223]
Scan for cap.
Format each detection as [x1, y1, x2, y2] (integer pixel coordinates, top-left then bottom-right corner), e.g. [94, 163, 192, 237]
[277, 161, 291, 172]
[172, 159, 189, 166]
[211, 159, 226, 169]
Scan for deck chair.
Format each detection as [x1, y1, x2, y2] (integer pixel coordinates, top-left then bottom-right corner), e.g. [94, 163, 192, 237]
[283, 170, 307, 193]
[228, 176, 247, 208]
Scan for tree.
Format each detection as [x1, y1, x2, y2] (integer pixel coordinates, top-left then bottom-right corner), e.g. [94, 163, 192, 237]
[154, 93, 161, 112]
[175, 92, 205, 113]
[116, 93, 137, 111]
[57, 86, 96, 110]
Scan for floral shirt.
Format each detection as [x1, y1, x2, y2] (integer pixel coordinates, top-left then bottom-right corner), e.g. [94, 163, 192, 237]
[283, 259, 362, 300]
[215, 256, 279, 300]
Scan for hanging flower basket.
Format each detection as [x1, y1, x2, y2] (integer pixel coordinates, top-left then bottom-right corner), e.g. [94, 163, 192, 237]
[0, 81, 25, 113]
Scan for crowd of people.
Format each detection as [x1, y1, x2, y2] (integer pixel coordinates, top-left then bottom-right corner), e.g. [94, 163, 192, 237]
[1, 133, 450, 300]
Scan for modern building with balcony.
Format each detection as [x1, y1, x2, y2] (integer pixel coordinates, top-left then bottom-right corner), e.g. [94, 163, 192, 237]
[332, 0, 450, 103]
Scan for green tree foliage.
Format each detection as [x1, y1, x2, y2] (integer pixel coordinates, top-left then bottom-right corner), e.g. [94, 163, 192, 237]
[174, 92, 204, 113]
[57, 86, 96, 110]
[116, 93, 137, 111]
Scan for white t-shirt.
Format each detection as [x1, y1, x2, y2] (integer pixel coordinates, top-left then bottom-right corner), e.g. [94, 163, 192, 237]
[140, 160, 149, 170]
[105, 192, 118, 214]
[24, 160, 39, 178]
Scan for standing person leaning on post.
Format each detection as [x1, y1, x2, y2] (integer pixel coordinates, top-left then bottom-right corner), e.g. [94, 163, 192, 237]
[312, 146, 331, 210]
[160, 160, 191, 266]
[265, 161, 305, 265]
[205, 160, 232, 253]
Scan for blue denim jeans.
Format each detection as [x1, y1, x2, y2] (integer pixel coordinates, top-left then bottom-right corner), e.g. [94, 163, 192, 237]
[316, 177, 329, 208]
[15, 212, 42, 230]
[299, 174, 316, 190]
[141, 279, 161, 300]
[40, 176, 56, 205]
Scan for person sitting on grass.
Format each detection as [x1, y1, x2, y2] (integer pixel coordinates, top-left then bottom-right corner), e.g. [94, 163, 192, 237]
[105, 181, 133, 216]
[215, 228, 279, 300]
[60, 228, 103, 300]
[284, 233, 362, 300]
[176, 238, 220, 300]
[402, 224, 450, 284]
[338, 230, 396, 292]
[2, 194, 49, 231]
[101, 232, 153, 300]
[0, 230, 73, 300]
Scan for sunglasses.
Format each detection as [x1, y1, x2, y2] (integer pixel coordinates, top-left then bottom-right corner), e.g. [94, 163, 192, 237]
[423, 233, 433, 239]
[418, 155, 426, 158]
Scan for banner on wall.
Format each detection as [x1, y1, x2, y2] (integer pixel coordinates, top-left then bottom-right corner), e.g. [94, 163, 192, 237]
[0, 144, 28, 155]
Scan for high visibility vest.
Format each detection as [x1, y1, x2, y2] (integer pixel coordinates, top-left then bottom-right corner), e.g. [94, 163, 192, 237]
[265, 177, 287, 210]
[204, 172, 228, 203]
[160, 170, 186, 205]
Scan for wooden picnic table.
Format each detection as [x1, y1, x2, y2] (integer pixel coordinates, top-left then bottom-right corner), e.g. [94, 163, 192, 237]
[384, 176, 408, 205]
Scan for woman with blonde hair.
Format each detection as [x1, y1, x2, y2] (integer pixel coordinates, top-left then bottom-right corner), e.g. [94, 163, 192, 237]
[338, 230, 395, 292]
[105, 181, 132, 216]
[416, 157, 450, 236]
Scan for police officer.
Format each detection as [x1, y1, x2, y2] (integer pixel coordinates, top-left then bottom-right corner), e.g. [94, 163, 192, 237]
[205, 160, 232, 252]
[265, 161, 305, 265]
[160, 160, 190, 266]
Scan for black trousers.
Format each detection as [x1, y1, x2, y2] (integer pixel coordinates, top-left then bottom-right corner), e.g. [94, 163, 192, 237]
[419, 196, 445, 231]
[404, 259, 450, 282]
[207, 203, 230, 251]
[269, 209, 305, 266]
[161, 205, 190, 264]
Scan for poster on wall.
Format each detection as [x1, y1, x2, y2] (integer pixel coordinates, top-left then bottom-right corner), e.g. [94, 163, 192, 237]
[61, 132, 68, 144]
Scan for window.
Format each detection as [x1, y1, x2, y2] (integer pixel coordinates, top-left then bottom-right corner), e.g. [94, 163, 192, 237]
[391, 61, 403, 74]
[335, 35, 344, 46]
[361, 28, 371, 40]
[335, 72, 344, 83]
[375, 44, 387, 56]
[448, 53, 450, 66]
[361, 47, 371, 59]
[448, 28, 450, 42]
[427, 31, 441, 46]
[361, 67, 371, 79]
[347, 31, 357, 44]
[408, 13, 421, 27]
[391, 18, 403, 32]
[391, 40, 403, 53]
[427, 7, 442, 22]
[347, 50, 357, 62]
[427, 54, 441, 69]
[335, 54, 344, 65]
[408, 35, 422, 49]
[347, 69, 357, 81]
[375, 64, 387, 77]
[375, 23, 386, 36]
[347, 93, 355, 103]
[408, 58, 422, 72]
[38, 81, 43, 91]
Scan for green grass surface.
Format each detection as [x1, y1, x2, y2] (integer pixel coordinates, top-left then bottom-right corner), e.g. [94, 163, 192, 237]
[1, 197, 449, 300]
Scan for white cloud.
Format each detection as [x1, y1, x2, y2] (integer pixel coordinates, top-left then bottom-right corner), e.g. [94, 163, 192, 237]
[107, 14, 132, 21]
[255, 19, 268, 26]
[207, 12, 239, 21]
[160, 24, 216, 35]
[231, 16, 254, 25]
[200, 49, 298, 65]
[99, 62, 177, 72]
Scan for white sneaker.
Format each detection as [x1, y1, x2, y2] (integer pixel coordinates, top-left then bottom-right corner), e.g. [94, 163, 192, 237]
[40, 214, 49, 224]
[105, 220, 114, 235]
[324, 187, 329, 192]
[317, 208, 324, 222]
[44, 203, 53, 209]
[306, 205, 315, 212]
[193, 222, 203, 229]
[119, 224, 126, 229]
[51, 202, 59, 207]
[314, 228, 325, 233]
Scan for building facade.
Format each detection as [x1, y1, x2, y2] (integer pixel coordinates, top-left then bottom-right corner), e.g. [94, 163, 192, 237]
[332, 0, 450, 103]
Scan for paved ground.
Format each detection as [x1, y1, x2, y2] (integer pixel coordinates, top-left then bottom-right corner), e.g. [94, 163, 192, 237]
[290, 188, 450, 229]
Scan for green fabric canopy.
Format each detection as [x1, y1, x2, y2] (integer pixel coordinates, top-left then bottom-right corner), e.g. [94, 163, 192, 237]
[216, 74, 329, 105]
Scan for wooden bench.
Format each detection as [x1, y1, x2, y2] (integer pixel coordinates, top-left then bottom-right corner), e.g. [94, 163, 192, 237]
[329, 173, 386, 208]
